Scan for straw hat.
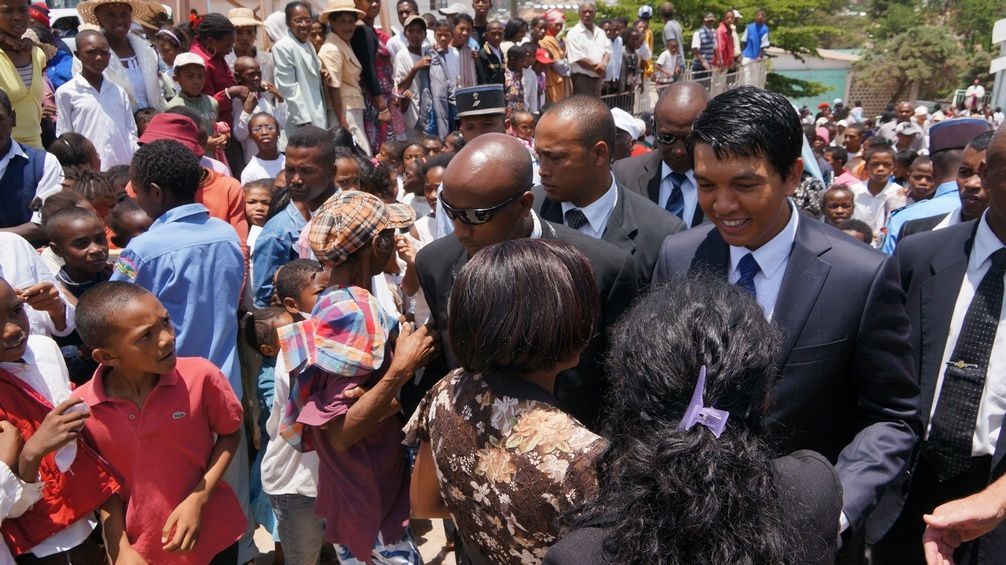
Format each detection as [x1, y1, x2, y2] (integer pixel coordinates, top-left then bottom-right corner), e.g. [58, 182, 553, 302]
[228, 7, 263, 28]
[133, 0, 168, 30]
[77, 0, 142, 26]
[319, 0, 364, 22]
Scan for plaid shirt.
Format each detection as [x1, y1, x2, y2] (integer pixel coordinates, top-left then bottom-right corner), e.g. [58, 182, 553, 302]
[277, 285, 399, 451]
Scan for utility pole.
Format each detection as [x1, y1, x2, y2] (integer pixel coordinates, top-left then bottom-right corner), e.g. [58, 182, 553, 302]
[992, 18, 1006, 110]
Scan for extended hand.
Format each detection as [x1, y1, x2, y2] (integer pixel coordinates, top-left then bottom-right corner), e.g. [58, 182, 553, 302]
[923, 489, 1006, 565]
[18, 282, 64, 319]
[389, 320, 437, 376]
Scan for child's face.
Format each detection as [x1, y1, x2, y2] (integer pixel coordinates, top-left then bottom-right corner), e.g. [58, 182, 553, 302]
[823, 152, 843, 172]
[424, 166, 444, 209]
[866, 152, 894, 185]
[332, 12, 356, 41]
[893, 161, 910, 181]
[512, 115, 534, 140]
[110, 210, 153, 248]
[295, 270, 330, 315]
[249, 115, 279, 152]
[244, 186, 271, 227]
[309, 21, 326, 51]
[402, 145, 425, 169]
[666, 40, 678, 54]
[96, 293, 177, 375]
[422, 138, 443, 155]
[334, 157, 361, 191]
[443, 134, 457, 151]
[76, 34, 111, 75]
[261, 311, 295, 356]
[907, 161, 935, 201]
[404, 22, 425, 47]
[822, 190, 854, 226]
[154, 37, 181, 66]
[434, 25, 452, 50]
[234, 60, 263, 90]
[403, 161, 423, 195]
[452, 21, 470, 46]
[0, 280, 29, 363]
[175, 64, 206, 97]
[51, 215, 109, 277]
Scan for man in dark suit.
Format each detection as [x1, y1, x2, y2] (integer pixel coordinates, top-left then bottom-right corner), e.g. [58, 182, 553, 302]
[652, 86, 920, 552]
[532, 95, 685, 285]
[872, 125, 1006, 565]
[475, 20, 505, 84]
[412, 133, 639, 429]
[612, 81, 708, 228]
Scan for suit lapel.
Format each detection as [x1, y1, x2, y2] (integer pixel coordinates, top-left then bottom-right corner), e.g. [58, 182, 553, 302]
[643, 152, 662, 203]
[690, 226, 730, 277]
[538, 196, 563, 224]
[774, 219, 832, 364]
[691, 203, 705, 227]
[601, 186, 637, 252]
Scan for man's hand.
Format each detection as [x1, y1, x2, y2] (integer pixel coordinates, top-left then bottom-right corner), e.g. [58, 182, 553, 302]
[412, 56, 432, 72]
[388, 320, 437, 379]
[18, 282, 65, 322]
[922, 488, 1006, 565]
[19, 398, 89, 480]
[161, 492, 207, 552]
[0, 421, 22, 470]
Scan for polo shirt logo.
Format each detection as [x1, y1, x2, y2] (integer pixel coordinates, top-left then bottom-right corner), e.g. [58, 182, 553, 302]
[172, 411, 186, 419]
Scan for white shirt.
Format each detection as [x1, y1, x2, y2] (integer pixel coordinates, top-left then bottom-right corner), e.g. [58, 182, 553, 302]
[0, 141, 64, 225]
[560, 174, 618, 239]
[55, 75, 137, 171]
[932, 210, 962, 231]
[393, 48, 424, 129]
[849, 180, 905, 236]
[522, 68, 540, 115]
[261, 353, 320, 497]
[659, 163, 699, 227]
[0, 335, 96, 557]
[225, 48, 275, 85]
[240, 155, 286, 185]
[443, 47, 460, 88]
[0, 233, 74, 337]
[927, 212, 1006, 456]
[566, 22, 612, 78]
[0, 462, 43, 565]
[386, 30, 434, 60]
[604, 36, 623, 81]
[727, 203, 800, 320]
[655, 50, 679, 76]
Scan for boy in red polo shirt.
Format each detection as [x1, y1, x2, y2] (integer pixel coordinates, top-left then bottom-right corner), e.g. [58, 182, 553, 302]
[71, 282, 246, 564]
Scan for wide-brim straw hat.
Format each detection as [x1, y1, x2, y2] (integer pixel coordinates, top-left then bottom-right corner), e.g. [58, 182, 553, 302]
[319, 0, 364, 22]
[228, 7, 264, 28]
[133, 0, 168, 29]
[77, 0, 142, 26]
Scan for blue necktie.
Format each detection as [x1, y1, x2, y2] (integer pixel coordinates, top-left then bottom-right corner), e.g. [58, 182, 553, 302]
[665, 171, 687, 219]
[736, 253, 760, 298]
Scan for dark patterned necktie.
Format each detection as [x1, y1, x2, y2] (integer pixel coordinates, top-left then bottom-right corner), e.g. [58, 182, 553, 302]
[665, 171, 687, 219]
[925, 248, 1006, 481]
[564, 208, 589, 230]
[735, 253, 760, 298]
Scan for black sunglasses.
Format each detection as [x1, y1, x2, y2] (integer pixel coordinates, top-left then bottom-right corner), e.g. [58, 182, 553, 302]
[440, 189, 527, 225]
[656, 131, 691, 145]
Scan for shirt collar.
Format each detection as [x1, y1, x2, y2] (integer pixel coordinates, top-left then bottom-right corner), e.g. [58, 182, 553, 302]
[284, 200, 309, 227]
[529, 208, 543, 239]
[1, 139, 27, 163]
[151, 203, 210, 228]
[560, 174, 618, 234]
[87, 363, 179, 406]
[729, 201, 799, 279]
[972, 211, 1006, 269]
[661, 161, 695, 182]
[933, 181, 959, 198]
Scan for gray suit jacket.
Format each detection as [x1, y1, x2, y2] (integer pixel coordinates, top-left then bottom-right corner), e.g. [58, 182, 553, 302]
[652, 215, 921, 533]
[533, 183, 686, 286]
[611, 150, 706, 228]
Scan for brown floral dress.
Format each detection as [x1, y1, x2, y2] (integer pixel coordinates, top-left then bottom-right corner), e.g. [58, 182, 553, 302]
[404, 368, 606, 564]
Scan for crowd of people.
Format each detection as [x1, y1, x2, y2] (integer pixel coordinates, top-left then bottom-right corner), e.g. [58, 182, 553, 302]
[0, 0, 1005, 564]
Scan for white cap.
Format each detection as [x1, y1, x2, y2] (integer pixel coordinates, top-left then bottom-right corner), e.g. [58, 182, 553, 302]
[611, 107, 643, 140]
[914, 105, 929, 116]
[836, 119, 848, 127]
[815, 116, 830, 127]
[173, 52, 205, 69]
[438, 2, 471, 16]
[833, 98, 843, 105]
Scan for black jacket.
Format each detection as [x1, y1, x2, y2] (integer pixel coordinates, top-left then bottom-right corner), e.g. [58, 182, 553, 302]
[611, 150, 706, 228]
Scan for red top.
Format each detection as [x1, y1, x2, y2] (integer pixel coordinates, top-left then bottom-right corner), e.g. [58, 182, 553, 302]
[714, 22, 734, 68]
[189, 41, 236, 119]
[73, 357, 245, 564]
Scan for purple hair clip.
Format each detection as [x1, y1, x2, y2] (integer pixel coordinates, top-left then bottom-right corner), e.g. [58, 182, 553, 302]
[680, 366, 730, 438]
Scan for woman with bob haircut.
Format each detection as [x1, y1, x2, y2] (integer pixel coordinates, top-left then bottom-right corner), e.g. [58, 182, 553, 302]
[545, 274, 843, 565]
[405, 239, 607, 564]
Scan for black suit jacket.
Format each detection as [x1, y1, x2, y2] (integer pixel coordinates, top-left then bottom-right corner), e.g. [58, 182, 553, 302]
[611, 150, 706, 228]
[411, 220, 639, 429]
[898, 212, 951, 242]
[475, 43, 505, 85]
[652, 215, 920, 532]
[888, 221, 1006, 561]
[533, 183, 686, 286]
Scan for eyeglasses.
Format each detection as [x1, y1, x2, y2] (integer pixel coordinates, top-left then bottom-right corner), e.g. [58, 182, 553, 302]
[656, 131, 691, 145]
[252, 124, 277, 133]
[440, 189, 527, 225]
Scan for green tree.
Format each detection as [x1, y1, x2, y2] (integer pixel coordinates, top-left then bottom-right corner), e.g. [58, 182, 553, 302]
[853, 25, 966, 102]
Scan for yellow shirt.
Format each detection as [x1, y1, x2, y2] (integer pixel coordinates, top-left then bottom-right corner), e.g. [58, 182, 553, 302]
[318, 34, 365, 112]
[0, 47, 45, 149]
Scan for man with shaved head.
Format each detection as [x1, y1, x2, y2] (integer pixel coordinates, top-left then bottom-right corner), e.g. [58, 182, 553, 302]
[409, 133, 638, 429]
[532, 95, 684, 285]
[878, 101, 922, 151]
[612, 81, 708, 227]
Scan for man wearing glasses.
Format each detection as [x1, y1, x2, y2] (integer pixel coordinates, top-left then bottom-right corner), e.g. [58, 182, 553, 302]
[408, 133, 638, 431]
[613, 81, 708, 228]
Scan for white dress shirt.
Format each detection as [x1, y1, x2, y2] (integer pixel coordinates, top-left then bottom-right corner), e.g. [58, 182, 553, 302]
[240, 155, 286, 185]
[927, 212, 1006, 456]
[0, 142, 64, 225]
[849, 180, 905, 236]
[604, 36, 622, 81]
[727, 202, 800, 320]
[0, 233, 74, 337]
[932, 209, 962, 231]
[565, 22, 611, 77]
[659, 163, 698, 227]
[55, 75, 137, 171]
[560, 174, 618, 239]
[0, 462, 43, 565]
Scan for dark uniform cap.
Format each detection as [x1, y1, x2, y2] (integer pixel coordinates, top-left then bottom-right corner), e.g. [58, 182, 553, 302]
[455, 84, 506, 118]
[928, 118, 993, 154]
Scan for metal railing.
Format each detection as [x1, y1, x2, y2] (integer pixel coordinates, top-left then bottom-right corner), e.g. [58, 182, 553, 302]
[600, 60, 767, 115]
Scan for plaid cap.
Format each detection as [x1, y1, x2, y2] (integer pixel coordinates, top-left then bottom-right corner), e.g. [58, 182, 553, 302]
[308, 191, 416, 266]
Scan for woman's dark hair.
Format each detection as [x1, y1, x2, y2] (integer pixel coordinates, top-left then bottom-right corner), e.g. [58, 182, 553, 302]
[242, 306, 289, 351]
[195, 13, 235, 40]
[503, 17, 528, 40]
[561, 274, 789, 564]
[448, 239, 598, 377]
[104, 165, 131, 197]
[329, 126, 371, 160]
[48, 133, 94, 168]
[156, 25, 191, 50]
[359, 162, 396, 202]
[690, 86, 803, 181]
[266, 187, 291, 221]
[64, 166, 117, 207]
[284, 1, 312, 23]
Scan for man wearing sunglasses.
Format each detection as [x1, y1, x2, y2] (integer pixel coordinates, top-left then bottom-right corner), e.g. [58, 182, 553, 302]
[613, 80, 708, 228]
[532, 95, 685, 287]
[408, 133, 638, 431]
